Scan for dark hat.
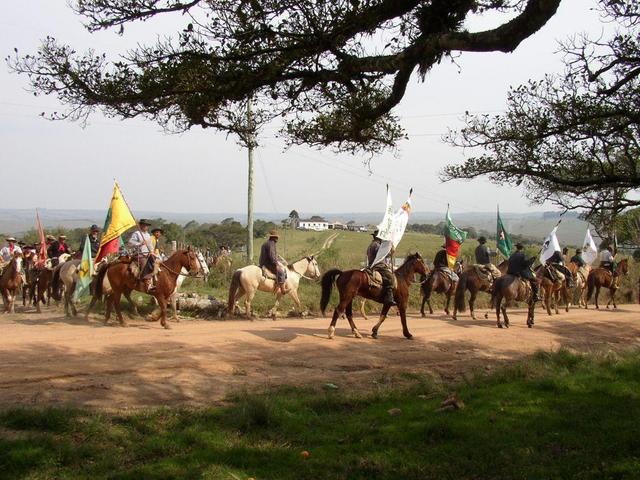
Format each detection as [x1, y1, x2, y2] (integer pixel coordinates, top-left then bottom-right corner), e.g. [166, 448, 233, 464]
[371, 229, 379, 237]
[478, 236, 487, 243]
[268, 229, 279, 238]
[576, 248, 582, 253]
[151, 227, 163, 234]
[139, 219, 152, 226]
[90, 224, 100, 232]
[515, 242, 524, 250]
[18, 241, 26, 246]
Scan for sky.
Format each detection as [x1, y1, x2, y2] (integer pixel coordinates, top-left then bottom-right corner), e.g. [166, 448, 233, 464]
[0, 1, 606, 217]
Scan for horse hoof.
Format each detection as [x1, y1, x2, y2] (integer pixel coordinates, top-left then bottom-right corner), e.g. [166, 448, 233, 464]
[404, 334, 413, 340]
[527, 323, 533, 328]
[484, 313, 489, 319]
[371, 330, 378, 339]
[353, 329, 362, 339]
[328, 326, 335, 339]
[497, 323, 503, 329]
[163, 323, 171, 330]
[421, 313, 426, 318]
[452, 316, 457, 321]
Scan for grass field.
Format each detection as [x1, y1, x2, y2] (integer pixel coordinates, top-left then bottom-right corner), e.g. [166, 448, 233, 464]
[179, 229, 640, 316]
[2, 348, 640, 479]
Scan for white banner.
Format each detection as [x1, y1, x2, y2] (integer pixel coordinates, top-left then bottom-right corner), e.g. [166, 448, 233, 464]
[582, 228, 598, 265]
[540, 226, 561, 264]
[375, 187, 394, 241]
[371, 193, 412, 267]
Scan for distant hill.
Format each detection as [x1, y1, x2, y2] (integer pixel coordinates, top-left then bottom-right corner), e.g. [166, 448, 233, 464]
[0, 208, 593, 246]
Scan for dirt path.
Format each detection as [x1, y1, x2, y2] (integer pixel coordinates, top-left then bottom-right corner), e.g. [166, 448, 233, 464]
[1, 305, 639, 410]
[321, 232, 340, 250]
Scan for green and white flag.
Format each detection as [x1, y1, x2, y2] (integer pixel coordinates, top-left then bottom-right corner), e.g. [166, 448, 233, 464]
[74, 235, 94, 301]
[496, 207, 512, 258]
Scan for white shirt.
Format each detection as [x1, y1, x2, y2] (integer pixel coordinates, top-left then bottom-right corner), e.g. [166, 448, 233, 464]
[128, 231, 152, 254]
[1, 244, 22, 262]
[600, 250, 614, 262]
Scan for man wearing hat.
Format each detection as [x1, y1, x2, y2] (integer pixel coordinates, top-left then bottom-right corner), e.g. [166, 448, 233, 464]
[431, 244, 459, 282]
[1, 236, 22, 263]
[259, 229, 286, 294]
[507, 243, 539, 301]
[79, 224, 101, 258]
[150, 227, 164, 258]
[474, 236, 491, 266]
[366, 230, 397, 307]
[570, 248, 586, 268]
[128, 219, 156, 292]
[48, 234, 71, 266]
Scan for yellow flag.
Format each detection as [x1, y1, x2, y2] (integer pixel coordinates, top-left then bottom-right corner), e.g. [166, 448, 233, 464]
[95, 182, 137, 261]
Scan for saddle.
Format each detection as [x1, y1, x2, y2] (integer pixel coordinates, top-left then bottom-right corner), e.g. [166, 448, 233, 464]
[545, 264, 565, 284]
[261, 263, 287, 281]
[472, 264, 501, 282]
[362, 267, 397, 289]
[576, 266, 589, 284]
[435, 267, 458, 283]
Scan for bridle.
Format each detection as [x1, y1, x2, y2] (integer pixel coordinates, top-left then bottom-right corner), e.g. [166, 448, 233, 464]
[160, 252, 205, 279]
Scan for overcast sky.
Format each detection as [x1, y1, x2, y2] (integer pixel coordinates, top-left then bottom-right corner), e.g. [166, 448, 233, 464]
[0, 1, 606, 217]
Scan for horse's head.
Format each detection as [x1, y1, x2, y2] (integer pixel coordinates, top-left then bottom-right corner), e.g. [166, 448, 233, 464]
[407, 252, 429, 276]
[13, 253, 23, 274]
[304, 255, 321, 280]
[183, 247, 201, 274]
[196, 251, 210, 276]
[618, 258, 629, 275]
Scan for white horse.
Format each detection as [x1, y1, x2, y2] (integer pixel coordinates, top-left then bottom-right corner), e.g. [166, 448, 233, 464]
[51, 259, 81, 317]
[170, 250, 209, 321]
[227, 256, 321, 318]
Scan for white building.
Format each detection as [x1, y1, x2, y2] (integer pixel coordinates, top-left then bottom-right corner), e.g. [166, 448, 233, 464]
[298, 219, 329, 231]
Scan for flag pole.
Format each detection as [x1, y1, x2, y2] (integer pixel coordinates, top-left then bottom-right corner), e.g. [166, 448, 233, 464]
[115, 180, 155, 255]
[535, 208, 568, 264]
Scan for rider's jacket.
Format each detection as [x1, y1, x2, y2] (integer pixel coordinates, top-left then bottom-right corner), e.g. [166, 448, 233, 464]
[433, 249, 448, 269]
[0, 244, 22, 262]
[507, 251, 528, 275]
[128, 231, 152, 254]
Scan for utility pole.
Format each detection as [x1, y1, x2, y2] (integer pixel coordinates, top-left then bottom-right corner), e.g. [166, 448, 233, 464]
[246, 99, 255, 263]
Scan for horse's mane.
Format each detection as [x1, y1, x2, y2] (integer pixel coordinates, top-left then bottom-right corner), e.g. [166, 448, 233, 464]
[395, 253, 422, 278]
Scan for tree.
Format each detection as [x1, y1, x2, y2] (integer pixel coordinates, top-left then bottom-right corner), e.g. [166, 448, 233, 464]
[443, 1, 640, 217]
[8, 0, 562, 154]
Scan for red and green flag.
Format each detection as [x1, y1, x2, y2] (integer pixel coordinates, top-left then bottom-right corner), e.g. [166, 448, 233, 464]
[444, 207, 467, 269]
[496, 207, 512, 258]
[95, 182, 137, 262]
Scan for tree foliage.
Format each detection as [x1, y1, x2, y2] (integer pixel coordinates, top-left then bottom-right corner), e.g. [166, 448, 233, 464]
[443, 0, 640, 216]
[8, 0, 561, 153]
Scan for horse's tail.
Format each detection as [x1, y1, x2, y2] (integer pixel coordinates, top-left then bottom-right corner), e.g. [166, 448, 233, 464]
[51, 266, 62, 301]
[320, 269, 342, 315]
[455, 271, 467, 313]
[586, 272, 595, 301]
[94, 263, 109, 299]
[227, 270, 242, 313]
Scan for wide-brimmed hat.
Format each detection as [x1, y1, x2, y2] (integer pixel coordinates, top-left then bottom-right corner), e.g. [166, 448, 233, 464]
[58, 235, 67, 239]
[371, 229, 379, 237]
[268, 229, 279, 238]
[515, 242, 524, 249]
[6, 236, 17, 242]
[151, 227, 163, 234]
[90, 224, 100, 232]
[46, 234, 56, 241]
[478, 236, 487, 243]
[139, 219, 152, 226]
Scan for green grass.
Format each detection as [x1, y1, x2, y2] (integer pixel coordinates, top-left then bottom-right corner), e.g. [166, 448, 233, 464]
[2, 349, 640, 479]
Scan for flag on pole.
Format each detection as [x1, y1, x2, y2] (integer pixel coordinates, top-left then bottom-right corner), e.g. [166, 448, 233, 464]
[35, 210, 47, 267]
[496, 207, 512, 258]
[95, 182, 137, 262]
[444, 207, 467, 270]
[582, 229, 598, 265]
[540, 227, 561, 264]
[371, 188, 413, 266]
[74, 235, 94, 301]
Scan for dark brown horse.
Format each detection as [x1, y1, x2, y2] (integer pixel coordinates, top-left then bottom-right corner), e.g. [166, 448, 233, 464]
[0, 253, 24, 313]
[320, 253, 428, 339]
[491, 257, 537, 328]
[586, 258, 629, 309]
[34, 267, 53, 313]
[453, 261, 507, 321]
[420, 262, 465, 317]
[90, 249, 201, 328]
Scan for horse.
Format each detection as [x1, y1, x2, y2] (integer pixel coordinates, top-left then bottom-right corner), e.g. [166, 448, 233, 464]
[208, 251, 232, 274]
[34, 267, 53, 313]
[452, 261, 507, 321]
[535, 265, 571, 315]
[586, 258, 629, 309]
[420, 263, 462, 318]
[566, 261, 590, 308]
[491, 269, 537, 328]
[93, 249, 201, 328]
[227, 256, 320, 319]
[21, 253, 39, 308]
[320, 253, 428, 340]
[85, 258, 142, 319]
[170, 250, 209, 321]
[0, 253, 24, 313]
[51, 259, 82, 317]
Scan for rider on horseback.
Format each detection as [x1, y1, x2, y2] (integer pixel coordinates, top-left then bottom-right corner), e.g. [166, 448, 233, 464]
[570, 248, 586, 268]
[433, 245, 459, 282]
[127, 219, 156, 293]
[0, 236, 22, 263]
[474, 236, 491, 265]
[507, 243, 540, 302]
[545, 249, 575, 289]
[79, 224, 101, 258]
[47, 235, 71, 267]
[259, 229, 286, 295]
[366, 230, 397, 307]
[600, 245, 617, 275]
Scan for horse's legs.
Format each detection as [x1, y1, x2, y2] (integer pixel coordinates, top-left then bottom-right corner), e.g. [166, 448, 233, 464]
[609, 287, 617, 309]
[359, 299, 369, 320]
[345, 301, 362, 339]
[420, 294, 427, 318]
[553, 289, 559, 315]
[502, 304, 510, 328]
[371, 304, 392, 339]
[288, 289, 305, 316]
[269, 291, 283, 320]
[112, 292, 128, 327]
[123, 291, 139, 316]
[469, 290, 477, 320]
[595, 286, 600, 309]
[158, 297, 170, 329]
[170, 293, 179, 322]
[244, 290, 256, 319]
[68, 290, 78, 317]
[398, 303, 412, 339]
[328, 296, 350, 339]
[104, 295, 113, 323]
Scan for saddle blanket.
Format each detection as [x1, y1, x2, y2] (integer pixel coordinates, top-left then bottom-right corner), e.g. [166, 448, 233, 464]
[361, 268, 397, 289]
[472, 264, 501, 282]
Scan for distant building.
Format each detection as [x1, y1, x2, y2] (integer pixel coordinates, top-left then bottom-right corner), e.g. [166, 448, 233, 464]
[298, 217, 329, 231]
[347, 224, 368, 232]
[328, 221, 347, 230]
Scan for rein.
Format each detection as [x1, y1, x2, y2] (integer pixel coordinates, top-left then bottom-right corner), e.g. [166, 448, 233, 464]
[160, 254, 204, 279]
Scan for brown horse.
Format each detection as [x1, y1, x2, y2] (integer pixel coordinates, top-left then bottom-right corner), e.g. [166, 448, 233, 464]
[452, 261, 507, 321]
[535, 265, 571, 315]
[85, 260, 141, 319]
[91, 249, 201, 328]
[34, 267, 53, 313]
[420, 263, 463, 317]
[586, 258, 629, 309]
[0, 253, 24, 313]
[566, 261, 590, 308]
[491, 273, 537, 328]
[320, 253, 428, 340]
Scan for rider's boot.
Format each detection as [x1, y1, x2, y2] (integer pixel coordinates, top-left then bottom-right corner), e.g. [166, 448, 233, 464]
[383, 287, 397, 307]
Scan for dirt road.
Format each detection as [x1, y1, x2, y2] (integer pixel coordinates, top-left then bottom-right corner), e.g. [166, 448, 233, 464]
[1, 305, 639, 410]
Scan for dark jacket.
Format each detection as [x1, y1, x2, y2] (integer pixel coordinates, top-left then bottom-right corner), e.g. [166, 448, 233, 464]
[546, 250, 563, 265]
[80, 235, 100, 258]
[474, 244, 490, 265]
[367, 239, 381, 267]
[507, 251, 529, 275]
[48, 241, 71, 259]
[433, 249, 449, 269]
[259, 239, 278, 272]
[570, 254, 586, 268]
